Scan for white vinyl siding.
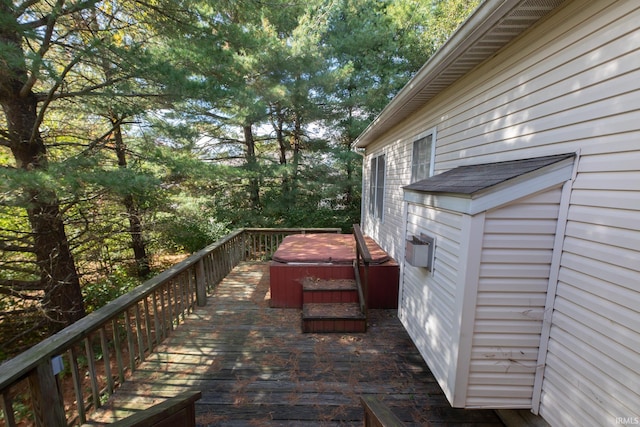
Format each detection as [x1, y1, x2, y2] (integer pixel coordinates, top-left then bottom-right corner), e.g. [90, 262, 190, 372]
[401, 203, 463, 398]
[429, 0, 640, 168]
[363, 124, 438, 260]
[362, 0, 640, 423]
[467, 188, 562, 408]
[541, 146, 640, 425]
[403, 186, 564, 408]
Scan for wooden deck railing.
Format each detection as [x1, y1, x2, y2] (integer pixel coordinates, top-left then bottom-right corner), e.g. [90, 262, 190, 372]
[361, 396, 406, 427]
[0, 228, 340, 427]
[353, 224, 372, 321]
[80, 390, 202, 427]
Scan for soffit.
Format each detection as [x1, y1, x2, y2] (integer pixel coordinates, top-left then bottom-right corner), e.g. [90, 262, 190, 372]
[354, 0, 567, 149]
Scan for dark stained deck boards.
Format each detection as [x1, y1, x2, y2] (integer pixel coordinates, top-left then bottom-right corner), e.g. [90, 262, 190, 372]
[86, 262, 504, 427]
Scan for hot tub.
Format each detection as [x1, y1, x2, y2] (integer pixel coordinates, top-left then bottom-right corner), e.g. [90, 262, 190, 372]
[269, 234, 399, 308]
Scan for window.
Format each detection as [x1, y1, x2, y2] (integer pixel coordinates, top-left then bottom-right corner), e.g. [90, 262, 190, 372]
[411, 129, 436, 183]
[369, 154, 386, 220]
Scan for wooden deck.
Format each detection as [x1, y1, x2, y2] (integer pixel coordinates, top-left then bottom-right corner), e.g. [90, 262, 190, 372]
[86, 262, 505, 426]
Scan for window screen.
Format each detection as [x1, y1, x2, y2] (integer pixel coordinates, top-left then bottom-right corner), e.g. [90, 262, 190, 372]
[411, 133, 434, 183]
[369, 154, 385, 220]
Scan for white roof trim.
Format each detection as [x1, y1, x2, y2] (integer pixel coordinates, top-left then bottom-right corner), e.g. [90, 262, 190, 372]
[354, 0, 566, 149]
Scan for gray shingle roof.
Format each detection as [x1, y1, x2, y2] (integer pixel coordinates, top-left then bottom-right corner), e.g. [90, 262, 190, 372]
[404, 153, 575, 195]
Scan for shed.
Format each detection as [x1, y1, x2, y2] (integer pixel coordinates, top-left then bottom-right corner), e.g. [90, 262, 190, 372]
[401, 153, 575, 408]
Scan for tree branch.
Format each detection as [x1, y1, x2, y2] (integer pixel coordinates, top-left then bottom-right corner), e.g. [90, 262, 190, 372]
[19, 0, 63, 97]
[0, 263, 38, 277]
[0, 307, 40, 317]
[0, 279, 44, 291]
[18, 0, 99, 29]
[0, 241, 35, 252]
[30, 51, 85, 144]
[0, 315, 48, 352]
[14, 0, 42, 18]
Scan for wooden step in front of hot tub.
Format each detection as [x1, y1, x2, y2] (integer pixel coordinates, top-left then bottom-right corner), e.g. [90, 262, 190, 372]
[302, 302, 366, 333]
[301, 277, 359, 304]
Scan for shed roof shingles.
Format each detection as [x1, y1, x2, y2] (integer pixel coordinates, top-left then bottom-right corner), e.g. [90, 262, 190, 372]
[403, 153, 575, 195]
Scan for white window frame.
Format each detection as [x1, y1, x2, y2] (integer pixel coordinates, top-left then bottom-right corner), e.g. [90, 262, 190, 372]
[411, 127, 436, 183]
[369, 153, 386, 221]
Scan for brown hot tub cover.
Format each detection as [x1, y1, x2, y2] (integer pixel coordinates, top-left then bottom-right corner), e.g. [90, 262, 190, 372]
[272, 234, 390, 265]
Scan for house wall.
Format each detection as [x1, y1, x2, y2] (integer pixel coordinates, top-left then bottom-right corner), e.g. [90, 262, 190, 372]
[361, 0, 640, 424]
[468, 188, 562, 408]
[362, 133, 418, 261]
[401, 203, 463, 400]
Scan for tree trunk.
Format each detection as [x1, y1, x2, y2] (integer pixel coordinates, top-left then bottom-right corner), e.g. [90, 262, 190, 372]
[271, 109, 288, 165]
[2, 96, 85, 328]
[243, 124, 261, 210]
[342, 106, 357, 207]
[1, 11, 85, 328]
[288, 112, 303, 202]
[112, 118, 151, 277]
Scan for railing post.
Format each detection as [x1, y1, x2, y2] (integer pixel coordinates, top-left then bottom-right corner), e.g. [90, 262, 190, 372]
[27, 358, 66, 427]
[195, 259, 207, 306]
[353, 224, 372, 310]
[1, 391, 17, 427]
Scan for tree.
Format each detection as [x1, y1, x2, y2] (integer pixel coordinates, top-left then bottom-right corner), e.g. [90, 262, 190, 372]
[0, 0, 191, 329]
[0, 0, 482, 348]
[0, 1, 92, 328]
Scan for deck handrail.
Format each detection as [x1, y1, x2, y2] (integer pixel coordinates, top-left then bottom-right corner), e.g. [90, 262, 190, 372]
[361, 396, 406, 427]
[81, 390, 202, 427]
[0, 227, 339, 427]
[353, 224, 371, 323]
[353, 224, 373, 264]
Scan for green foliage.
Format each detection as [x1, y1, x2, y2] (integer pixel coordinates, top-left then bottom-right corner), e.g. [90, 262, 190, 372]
[156, 196, 231, 252]
[82, 266, 140, 313]
[0, 0, 480, 354]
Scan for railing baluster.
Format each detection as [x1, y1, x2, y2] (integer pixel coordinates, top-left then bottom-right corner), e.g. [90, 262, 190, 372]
[152, 291, 162, 345]
[176, 276, 183, 319]
[166, 282, 174, 332]
[178, 274, 185, 316]
[124, 309, 136, 373]
[172, 279, 181, 324]
[1, 389, 17, 427]
[181, 273, 189, 314]
[253, 234, 257, 258]
[68, 346, 86, 424]
[99, 327, 114, 395]
[160, 286, 169, 336]
[186, 270, 192, 309]
[134, 303, 145, 361]
[203, 255, 211, 291]
[216, 250, 223, 284]
[196, 260, 207, 306]
[183, 272, 190, 311]
[0, 228, 340, 425]
[84, 336, 101, 410]
[143, 297, 153, 355]
[112, 317, 125, 384]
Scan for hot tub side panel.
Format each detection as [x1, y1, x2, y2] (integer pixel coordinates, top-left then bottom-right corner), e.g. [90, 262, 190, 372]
[269, 263, 353, 308]
[270, 261, 400, 309]
[359, 261, 400, 309]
